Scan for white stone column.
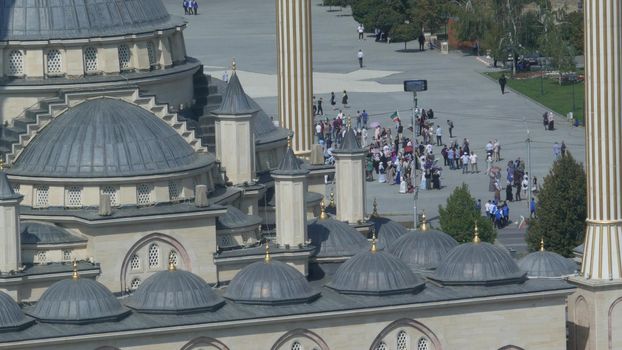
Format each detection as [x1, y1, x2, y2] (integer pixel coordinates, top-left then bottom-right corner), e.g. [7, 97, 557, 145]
[65, 47, 85, 77]
[276, 0, 314, 155]
[215, 116, 255, 185]
[333, 151, 366, 224]
[24, 48, 44, 78]
[0, 175, 23, 274]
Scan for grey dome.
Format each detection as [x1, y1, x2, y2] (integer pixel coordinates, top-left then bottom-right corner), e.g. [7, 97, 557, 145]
[0, 291, 33, 332]
[518, 251, 578, 278]
[432, 242, 526, 286]
[125, 269, 224, 314]
[21, 221, 86, 245]
[0, 0, 185, 41]
[307, 218, 368, 258]
[224, 257, 319, 305]
[216, 206, 262, 231]
[327, 248, 425, 295]
[27, 278, 130, 324]
[390, 230, 458, 271]
[9, 98, 214, 178]
[369, 216, 408, 250]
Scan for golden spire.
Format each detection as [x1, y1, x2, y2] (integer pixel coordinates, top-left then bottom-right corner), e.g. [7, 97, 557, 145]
[168, 251, 177, 271]
[231, 57, 237, 72]
[420, 211, 428, 232]
[0, 159, 4, 171]
[370, 229, 377, 253]
[264, 242, 271, 263]
[71, 259, 79, 280]
[287, 135, 292, 149]
[347, 116, 352, 129]
[473, 222, 481, 243]
[319, 201, 329, 220]
[329, 192, 335, 208]
[371, 198, 379, 217]
[540, 237, 545, 252]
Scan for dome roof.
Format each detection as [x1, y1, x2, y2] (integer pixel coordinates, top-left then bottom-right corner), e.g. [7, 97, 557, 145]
[518, 250, 577, 278]
[432, 236, 526, 286]
[20, 221, 86, 245]
[125, 268, 224, 314]
[9, 98, 214, 178]
[224, 247, 319, 305]
[27, 275, 129, 324]
[216, 206, 262, 231]
[307, 216, 368, 258]
[0, 0, 185, 41]
[369, 216, 408, 250]
[390, 227, 458, 271]
[0, 291, 33, 332]
[327, 240, 425, 295]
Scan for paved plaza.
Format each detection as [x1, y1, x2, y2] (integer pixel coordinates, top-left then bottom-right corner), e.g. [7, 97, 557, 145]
[164, 0, 586, 250]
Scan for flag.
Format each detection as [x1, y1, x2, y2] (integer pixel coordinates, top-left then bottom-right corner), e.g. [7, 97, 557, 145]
[390, 111, 400, 123]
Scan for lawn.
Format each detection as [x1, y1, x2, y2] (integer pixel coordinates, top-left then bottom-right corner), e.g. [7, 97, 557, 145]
[485, 71, 585, 123]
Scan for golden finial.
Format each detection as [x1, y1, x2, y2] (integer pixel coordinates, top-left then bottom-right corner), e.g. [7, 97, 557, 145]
[329, 192, 335, 208]
[71, 259, 79, 280]
[231, 57, 237, 71]
[420, 211, 428, 232]
[473, 222, 481, 243]
[168, 251, 176, 271]
[370, 230, 378, 253]
[540, 237, 545, 251]
[371, 198, 379, 217]
[319, 201, 328, 220]
[347, 117, 352, 129]
[0, 159, 4, 171]
[264, 242, 271, 263]
[287, 135, 292, 149]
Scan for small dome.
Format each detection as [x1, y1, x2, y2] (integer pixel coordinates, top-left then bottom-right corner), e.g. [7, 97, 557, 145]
[224, 247, 319, 305]
[307, 216, 368, 258]
[20, 221, 86, 245]
[327, 240, 425, 295]
[518, 251, 577, 278]
[216, 206, 262, 231]
[369, 216, 408, 249]
[390, 228, 458, 271]
[432, 238, 526, 286]
[27, 276, 129, 324]
[125, 268, 224, 314]
[0, 292, 33, 332]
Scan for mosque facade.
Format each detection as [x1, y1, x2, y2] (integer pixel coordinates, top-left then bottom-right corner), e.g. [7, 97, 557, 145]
[0, 0, 617, 349]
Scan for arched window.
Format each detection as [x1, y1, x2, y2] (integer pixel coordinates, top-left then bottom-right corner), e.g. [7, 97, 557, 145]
[147, 42, 157, 67]
[417, 338, 429, 350]
[148, 244, 160, 268]
[130, 254, 140, 270]
[118, 44, 132, 71]
[397, 331, 409, 350]
[101, 185, 120, 207]
[291, 342, 303, 350]
[7, 50, 24, 76]
[46, 49, 63, 74]
[376, 342, 388, 350]
[130, 278, 141, 290]
[169, 250, 179, 267]
[83, 47, 98, 73]
[36, 250, 47, 264]
[62, 249, 72, 261]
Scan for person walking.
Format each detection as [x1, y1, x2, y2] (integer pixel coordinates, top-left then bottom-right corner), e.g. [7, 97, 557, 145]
[499, 74, 507, 94]
[530, 198, 537, 218]
[357, 24, 365, 40]
[317, 97, 323, 115]
[191, 0, 198, 15]
[561, 141, 567, 156]
[461, 152, 470, 174]
[447, 120, 454, 138]
[435, 125, 442, 146]
[361, 110, 368, 128]
[357, 49, 364, 68]
[470, 151, 478, 173]
[330, 92, 336, 110]
[183, 0, 189, 14]
[342, 90, 349, 108]
[418, 32, 425, 51]
[552, 142, 561, 160]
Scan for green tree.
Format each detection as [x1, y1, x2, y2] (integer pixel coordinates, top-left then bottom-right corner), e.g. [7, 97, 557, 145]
[407, 0, 450, 34]
[390, 22, 417, 50]
[526, 152, 586, 257]
[559, 11, 584, 54]
[539, 8, 577, 84]
[439, 183, 496, 243]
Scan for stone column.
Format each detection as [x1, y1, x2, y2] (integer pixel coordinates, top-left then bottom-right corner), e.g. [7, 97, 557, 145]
[0, 172, 23, 274]
[333, 127, 366, 223]
[276, 0, 314, 155]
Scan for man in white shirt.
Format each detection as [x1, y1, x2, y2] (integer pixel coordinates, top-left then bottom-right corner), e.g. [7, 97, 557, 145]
[461, 152, 470, 173]
[469, 152, 478, 173]
[435, 125, 442, 146]
[357, 49, 364, 68]
[357, 24, 364, 39]
[315, 123, 322, 143]
[485, 140, 494, 158]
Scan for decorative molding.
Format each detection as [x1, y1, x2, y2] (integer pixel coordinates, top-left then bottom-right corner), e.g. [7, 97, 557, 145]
[369, 318, 442, 350]
[270, 328, 329, 350]
[181, 336, 229, 350]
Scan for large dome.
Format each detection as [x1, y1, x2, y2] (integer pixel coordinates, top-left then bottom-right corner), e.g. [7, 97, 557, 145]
[369, 216, 408, 250]
[9, 98, 214, 178]
[224, 248, 319, 305]
[0, 0, 185, 41]
[27, 276, 130, 324]
[307, 217, 368, 258]
[0, 291, 33, 332]
[390, 227, 458, 271]
[125, 268, 224, 314]
[518, 250, 577, 278]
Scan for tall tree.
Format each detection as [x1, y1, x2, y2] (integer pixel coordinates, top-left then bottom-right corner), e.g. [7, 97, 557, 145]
[439, 183, 496, 243]
[526, 152, 586, 257]
[407, 0, 450, 34]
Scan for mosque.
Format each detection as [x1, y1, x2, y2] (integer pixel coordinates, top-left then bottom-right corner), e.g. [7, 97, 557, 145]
[0, 0, 618, 349]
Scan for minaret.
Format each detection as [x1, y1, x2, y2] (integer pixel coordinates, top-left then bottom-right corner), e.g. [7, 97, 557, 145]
[276, 0, 314, 155]
[0, 164, 23, 273]
[567, 3, 622, 349]
[271, 138, 310, 247]
[333, 122, 366, 223]
[213, 60, 259, 185]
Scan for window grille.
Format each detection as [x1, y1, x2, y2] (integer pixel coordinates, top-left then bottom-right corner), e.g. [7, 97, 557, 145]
[34, 185, 49, 208]
[148, 244, 160, 268]
[7, 50, 24, 76]
[65, 186, 83, 208]
[376, 342, 388, 350]
[218, 234, 234, 247]
[46, 49, 63, 74]
[168, 180, 182, 201]
[417, 338, 429, 350]
[118, 44, 131, 70]
[36, 250, 47, 263]
[136, 184, 154, 206]
[397, 331, 409, 350]
[84, 47, 98, 73]
[130, 254, 140, 270]
[291, 342, 303, 350]
[130, 278, 141, 290]
[62, 249, 72, 261]
[101, 185, 120, 207]
[169, 250, 179, 266]
[11, 184, 20, 194]
[147, 42, 157, 66]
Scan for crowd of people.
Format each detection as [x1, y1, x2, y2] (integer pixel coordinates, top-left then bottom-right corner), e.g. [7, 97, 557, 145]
[182, 0, 199, 15]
